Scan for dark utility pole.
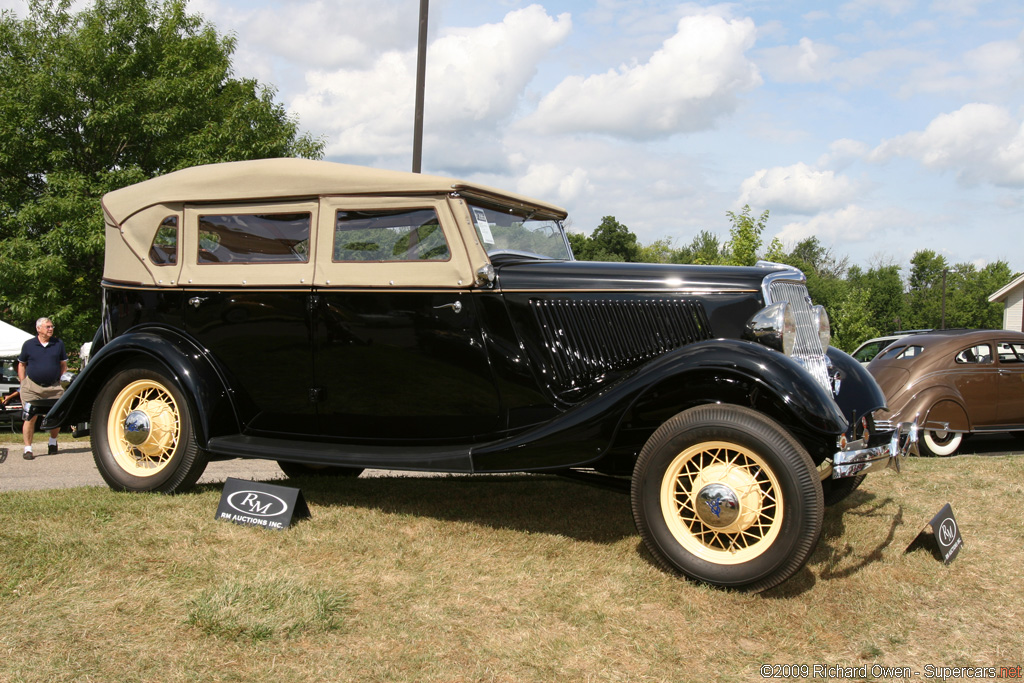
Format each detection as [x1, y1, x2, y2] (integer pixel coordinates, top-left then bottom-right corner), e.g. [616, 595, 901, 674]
[941, 268, 947, 329]
[412, 0, 429, 173]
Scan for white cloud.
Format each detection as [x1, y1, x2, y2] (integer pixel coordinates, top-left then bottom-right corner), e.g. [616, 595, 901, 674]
[737, 163, 860, 214]
[521, 12, 762, 140]
[870, 103, 1024, 187]
[515, 164, 594, 207]
[818, 139, 871, 168]
[773, 205, 889, 246]
[289, 5, 571, 161]
[758, 37, 839, 83]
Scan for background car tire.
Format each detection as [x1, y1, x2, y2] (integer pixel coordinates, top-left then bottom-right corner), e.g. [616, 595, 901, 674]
[821, 473, 866, 506]
[91, 366, 208, 493]
[631, 404, 824, 593]
[277, 461, 364, 478]
[920, 429, 962, 457]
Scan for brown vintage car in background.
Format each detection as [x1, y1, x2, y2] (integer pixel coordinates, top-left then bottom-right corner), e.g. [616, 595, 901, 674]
[868, 329, 1024, 456]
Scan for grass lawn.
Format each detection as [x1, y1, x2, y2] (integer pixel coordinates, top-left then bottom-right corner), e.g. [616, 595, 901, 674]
[1, 455, 1022, 682]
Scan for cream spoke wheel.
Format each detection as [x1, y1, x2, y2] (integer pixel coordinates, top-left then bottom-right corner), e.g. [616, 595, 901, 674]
[661, 441, 782, 564]
[93, 367, 207, 493]
[632, 404, 823, 592]
[108, 380, 181, 477]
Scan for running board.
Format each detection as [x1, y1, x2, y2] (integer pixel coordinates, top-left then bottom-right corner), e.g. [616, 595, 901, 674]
[206, 434, 474, 472]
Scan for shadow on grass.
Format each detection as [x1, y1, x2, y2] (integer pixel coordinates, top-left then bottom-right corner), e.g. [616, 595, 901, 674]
[815, 490, 904, 581]
[197, 473, 637, 545]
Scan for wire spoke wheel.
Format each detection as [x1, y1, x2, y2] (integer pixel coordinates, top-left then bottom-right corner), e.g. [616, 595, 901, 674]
[632, 404, 823, 592]
[92, 366, 208, 493]
[108, 380, 180, 477]
[661, 441, 783, 565]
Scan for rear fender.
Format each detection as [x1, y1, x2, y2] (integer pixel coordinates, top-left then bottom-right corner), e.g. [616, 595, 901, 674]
[884, 386, 969, 432]
[42, 326, 239, 446]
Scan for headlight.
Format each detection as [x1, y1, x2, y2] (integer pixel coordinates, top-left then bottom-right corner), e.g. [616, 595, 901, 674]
[745, 302, 796, 356]
[812, 305, 831, 350]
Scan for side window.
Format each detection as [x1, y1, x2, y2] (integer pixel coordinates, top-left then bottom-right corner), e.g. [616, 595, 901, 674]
[877, 344, 922, 361]
[149, 216, 178, 265]
[997, 342, 1024, 363]
[955, 344, 993, 364]
[198, 213, 310, 264]
[333, 209, 450, 262]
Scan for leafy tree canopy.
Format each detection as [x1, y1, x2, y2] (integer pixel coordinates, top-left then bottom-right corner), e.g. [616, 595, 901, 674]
[570, 211, 1019, 352]
[0, 0, 323, 351]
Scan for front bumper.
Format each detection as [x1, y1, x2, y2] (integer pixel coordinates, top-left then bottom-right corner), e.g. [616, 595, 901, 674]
[829, 421, 919, 479]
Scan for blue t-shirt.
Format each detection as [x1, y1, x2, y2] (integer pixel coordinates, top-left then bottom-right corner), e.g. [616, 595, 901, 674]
[18, 337, 68, 386]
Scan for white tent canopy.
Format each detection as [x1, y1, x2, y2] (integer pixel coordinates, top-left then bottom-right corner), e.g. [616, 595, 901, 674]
[1, 320, 33, 358]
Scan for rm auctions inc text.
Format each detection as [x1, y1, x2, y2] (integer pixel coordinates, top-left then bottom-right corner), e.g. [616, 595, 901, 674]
[760, 664, 1022, 679]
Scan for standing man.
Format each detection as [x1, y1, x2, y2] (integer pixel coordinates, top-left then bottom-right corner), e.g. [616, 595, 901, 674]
[17, 317, 67, 460]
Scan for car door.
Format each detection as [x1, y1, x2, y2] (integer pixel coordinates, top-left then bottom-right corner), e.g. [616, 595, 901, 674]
[312, 197, 501, 441]
[995, 341, 1024, 425]
[952, 342, 1000, 427]
[179, 201, 319, 435]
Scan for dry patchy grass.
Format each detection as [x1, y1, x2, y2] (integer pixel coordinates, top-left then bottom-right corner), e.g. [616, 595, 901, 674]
[1, 456, 1022, 682]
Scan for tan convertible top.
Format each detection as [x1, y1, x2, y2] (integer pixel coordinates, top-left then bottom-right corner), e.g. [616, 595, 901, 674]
[102, 158, 567, 225]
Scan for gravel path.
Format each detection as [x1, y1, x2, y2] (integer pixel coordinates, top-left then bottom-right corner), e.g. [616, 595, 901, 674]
[0, 439, 287, 492]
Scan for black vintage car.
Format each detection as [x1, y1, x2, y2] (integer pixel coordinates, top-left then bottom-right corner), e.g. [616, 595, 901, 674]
[46, 158, 917, 591]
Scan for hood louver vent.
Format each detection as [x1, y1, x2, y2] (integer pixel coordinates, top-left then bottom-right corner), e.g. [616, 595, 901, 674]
[531, 298, 712, 395]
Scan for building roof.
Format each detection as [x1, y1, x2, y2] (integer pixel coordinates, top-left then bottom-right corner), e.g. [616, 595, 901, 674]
[988, 272, 1024, 303]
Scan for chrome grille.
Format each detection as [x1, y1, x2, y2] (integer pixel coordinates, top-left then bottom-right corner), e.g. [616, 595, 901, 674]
[765, 278, 832, 394]
[531, 298, 712, 393]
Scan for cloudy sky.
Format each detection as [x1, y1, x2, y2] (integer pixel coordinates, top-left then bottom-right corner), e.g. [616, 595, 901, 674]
[8, 0, 1024, 273]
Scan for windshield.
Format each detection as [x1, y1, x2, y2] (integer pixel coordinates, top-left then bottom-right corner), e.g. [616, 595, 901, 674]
[467, 202, 572, 261]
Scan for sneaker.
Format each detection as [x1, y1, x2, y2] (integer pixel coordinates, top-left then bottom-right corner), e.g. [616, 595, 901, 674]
[48, 443, 58, 455]
[23, 450, 34, 460]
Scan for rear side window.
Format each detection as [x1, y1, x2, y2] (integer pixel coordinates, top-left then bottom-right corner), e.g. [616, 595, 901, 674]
[333, 209, 450, 262]
[198, 213, 311, 264]
[149, 216, 178, 265]
[955, 344, 992, 364]
[997, 342, 1024, 363]
[876, 344, 922, 361]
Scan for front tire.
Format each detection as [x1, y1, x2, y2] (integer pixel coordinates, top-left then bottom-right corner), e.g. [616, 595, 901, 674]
[91, 367, 208, 493]
[920, 429, 962, 457]
[631, 404, 824, 592]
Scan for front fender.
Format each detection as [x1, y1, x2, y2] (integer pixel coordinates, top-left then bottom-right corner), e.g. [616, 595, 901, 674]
[42, 326, 239, 446]
[471, 339, 848, 471]
[827, 346, 887, 433]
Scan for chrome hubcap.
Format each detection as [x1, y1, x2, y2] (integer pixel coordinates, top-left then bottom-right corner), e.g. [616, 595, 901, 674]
[695, 483, 741, 528]
[123, 410, 152, 446]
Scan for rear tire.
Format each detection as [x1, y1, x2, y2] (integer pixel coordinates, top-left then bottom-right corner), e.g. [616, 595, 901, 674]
[920, 429, 962, 457]
[91, 367, 208, 493]
[631, 404, 823, 592]
[277, 461, 364, 479]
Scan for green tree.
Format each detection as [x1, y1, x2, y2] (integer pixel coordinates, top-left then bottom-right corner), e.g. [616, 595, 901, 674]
[570, 216, 640, 262]
[723, 205, 768, 266]
[904, 250, 948, 329]
[0, 0, 323, 349]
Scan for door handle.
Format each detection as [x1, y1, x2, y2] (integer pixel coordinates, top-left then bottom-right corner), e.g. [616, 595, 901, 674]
[433, 301, 463, 314]
[189, 296, 208, 308]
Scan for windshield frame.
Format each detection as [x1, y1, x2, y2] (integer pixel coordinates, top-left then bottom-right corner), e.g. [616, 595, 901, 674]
[465, 199, 574, 262]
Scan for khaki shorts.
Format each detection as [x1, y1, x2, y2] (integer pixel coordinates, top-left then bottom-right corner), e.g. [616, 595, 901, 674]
[20, 376, 64, 403]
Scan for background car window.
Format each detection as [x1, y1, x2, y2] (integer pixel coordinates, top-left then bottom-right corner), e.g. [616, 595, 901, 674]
[997, 342, 1024, 363]
[148, 216, 178, 265]
[852, 341, 884, 362]
[877, 344, 922, 361]
[955, 344, 992, 364]
[197, 213, 310, 263]
[333, 209, 450, 261]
